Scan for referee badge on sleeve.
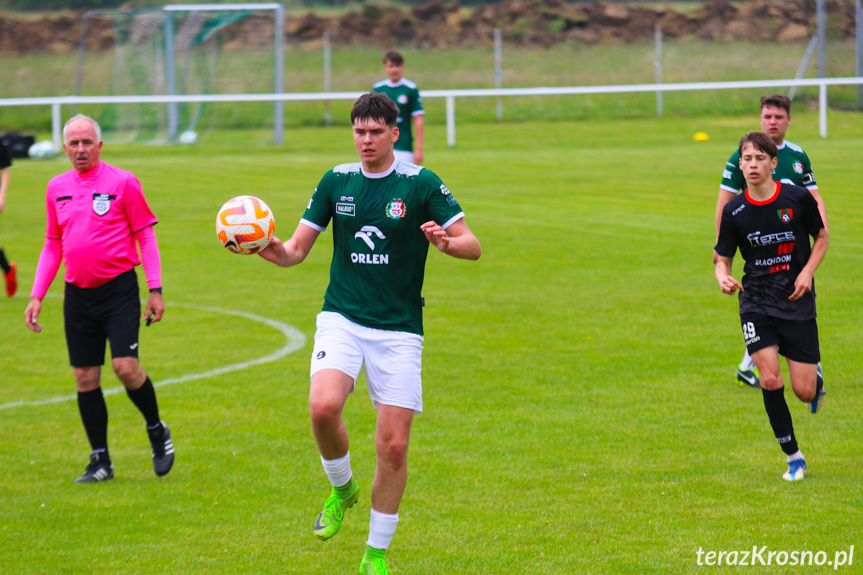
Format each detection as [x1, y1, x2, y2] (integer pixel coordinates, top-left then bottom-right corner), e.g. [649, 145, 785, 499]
[92, 192, 114, 216]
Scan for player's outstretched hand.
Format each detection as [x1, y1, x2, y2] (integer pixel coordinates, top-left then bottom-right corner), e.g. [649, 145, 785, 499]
[257, 236, 286, 265]
[24, 297, 43, 333]
[718, 275, 743, 296]
[789, 269, 814, 301]
[420, 221, 449, 253]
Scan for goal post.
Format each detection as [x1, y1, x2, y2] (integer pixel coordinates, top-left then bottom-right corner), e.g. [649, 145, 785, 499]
[162, 3, 285, 144]
[74, 3, 285, 145]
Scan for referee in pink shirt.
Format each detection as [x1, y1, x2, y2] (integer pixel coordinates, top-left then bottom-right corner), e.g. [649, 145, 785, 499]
[25, 114, 174, 483]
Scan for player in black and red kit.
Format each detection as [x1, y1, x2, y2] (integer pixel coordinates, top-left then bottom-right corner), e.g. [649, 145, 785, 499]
[715, 131, 829, 482]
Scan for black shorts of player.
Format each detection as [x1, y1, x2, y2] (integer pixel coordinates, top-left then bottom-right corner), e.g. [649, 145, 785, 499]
[740, 312, 820, 364]
[64, 268, 141, 368]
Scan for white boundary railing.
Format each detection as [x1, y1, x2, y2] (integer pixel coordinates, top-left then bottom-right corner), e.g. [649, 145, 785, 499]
[1, 77, 861, 148]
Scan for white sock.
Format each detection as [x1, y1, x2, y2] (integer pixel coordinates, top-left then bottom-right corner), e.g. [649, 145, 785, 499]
[321, 452, 352, 488]
[787, 450, 805, 463]
[367, 508, 399, 550]
[741, 349, 756, 371]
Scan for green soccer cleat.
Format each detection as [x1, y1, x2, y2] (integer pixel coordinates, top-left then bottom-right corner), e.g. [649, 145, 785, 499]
[736, 363, 760, 388]
[359, 547, 390, 575]
[313, 477, 360, 540]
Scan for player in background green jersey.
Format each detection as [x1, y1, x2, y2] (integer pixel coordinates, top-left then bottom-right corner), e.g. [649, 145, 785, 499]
[373, 51, 424, 165]
[712, 95, 829, 389]
[258, 92, 480, 575]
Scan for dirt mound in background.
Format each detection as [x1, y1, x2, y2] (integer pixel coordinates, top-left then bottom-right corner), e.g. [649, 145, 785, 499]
[0, 0, 857, 55]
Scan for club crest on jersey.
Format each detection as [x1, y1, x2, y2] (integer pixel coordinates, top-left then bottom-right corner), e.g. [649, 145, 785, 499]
[92, 192, 112, 216]
[777, 208, 793, 224]
[793, 161, 803, 174]
[386, 200, 406, 219]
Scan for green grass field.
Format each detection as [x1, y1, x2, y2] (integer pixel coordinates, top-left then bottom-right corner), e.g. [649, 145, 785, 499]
[1, 112, 862, 574]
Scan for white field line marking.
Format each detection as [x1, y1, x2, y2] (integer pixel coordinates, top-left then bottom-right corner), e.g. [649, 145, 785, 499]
[1, 302, 306, 410]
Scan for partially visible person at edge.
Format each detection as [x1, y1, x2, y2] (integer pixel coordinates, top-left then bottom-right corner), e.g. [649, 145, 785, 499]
[373, 50, 424, 165]
[713, 94, 828, 389]
[0, 141, 16, 297]
[257, 92, 481, 574]
[24, 114, 175, 484]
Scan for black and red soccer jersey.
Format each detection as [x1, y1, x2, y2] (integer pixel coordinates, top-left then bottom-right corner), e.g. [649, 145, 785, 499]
[716, 181, 824, 320]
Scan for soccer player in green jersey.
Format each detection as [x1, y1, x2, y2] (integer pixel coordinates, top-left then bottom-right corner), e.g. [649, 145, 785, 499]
[258, 92, 481, 574]
[712, 95, 828, 388]
[373, 51, 424, 165]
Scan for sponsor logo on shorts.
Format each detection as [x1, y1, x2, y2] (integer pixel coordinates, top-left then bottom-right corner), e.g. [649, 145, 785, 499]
[316, 351, 326, 359]
[742, 321, 760, 346]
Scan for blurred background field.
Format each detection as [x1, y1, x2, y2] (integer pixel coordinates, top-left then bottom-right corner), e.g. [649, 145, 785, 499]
[1, 0, 861, 139]
[1, 40, 860, 135]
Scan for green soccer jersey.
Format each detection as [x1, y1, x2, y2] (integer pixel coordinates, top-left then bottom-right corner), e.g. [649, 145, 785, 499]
[721, 140, 817, 194]
[372, 79, 424, 153]
[301, 160, 465, 335]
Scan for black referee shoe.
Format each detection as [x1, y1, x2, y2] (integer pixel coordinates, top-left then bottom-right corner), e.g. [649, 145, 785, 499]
[148, 422, 175, 477]
[75, 452, 114, 483]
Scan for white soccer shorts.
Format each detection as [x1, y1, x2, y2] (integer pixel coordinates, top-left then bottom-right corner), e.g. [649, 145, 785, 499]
[310, 311, 424, 413]
[393, 150, 415, 164]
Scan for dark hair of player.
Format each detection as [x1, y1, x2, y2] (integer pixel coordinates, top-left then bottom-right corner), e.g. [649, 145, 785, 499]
[351, 92, 399, 129]
[382, 50, 404, 66]
[738, 131, 778, 159]
[760, 94, 792, 115]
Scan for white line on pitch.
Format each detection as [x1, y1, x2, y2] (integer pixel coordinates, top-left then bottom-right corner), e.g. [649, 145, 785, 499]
[0, 302, 306, 410]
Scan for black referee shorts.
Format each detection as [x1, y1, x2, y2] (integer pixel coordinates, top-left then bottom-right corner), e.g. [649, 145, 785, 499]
[64, 268, 141, 368]
[740, 312, 820, 364]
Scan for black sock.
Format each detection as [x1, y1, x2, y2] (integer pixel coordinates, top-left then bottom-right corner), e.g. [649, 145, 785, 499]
[0, 248, 10, 274]
[126, 376, 162, 429]
[78, 388, 109, 456]
[761, 387, 798, 455]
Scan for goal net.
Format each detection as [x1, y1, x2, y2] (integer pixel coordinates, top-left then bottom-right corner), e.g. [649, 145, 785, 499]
[74, 4, 284, 144]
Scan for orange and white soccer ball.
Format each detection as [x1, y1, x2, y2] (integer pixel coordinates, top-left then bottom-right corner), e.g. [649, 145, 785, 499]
[215, 195, 276, 255]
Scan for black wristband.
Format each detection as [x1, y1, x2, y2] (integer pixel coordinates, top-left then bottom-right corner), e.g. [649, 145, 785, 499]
[149, 287, 163, 294]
